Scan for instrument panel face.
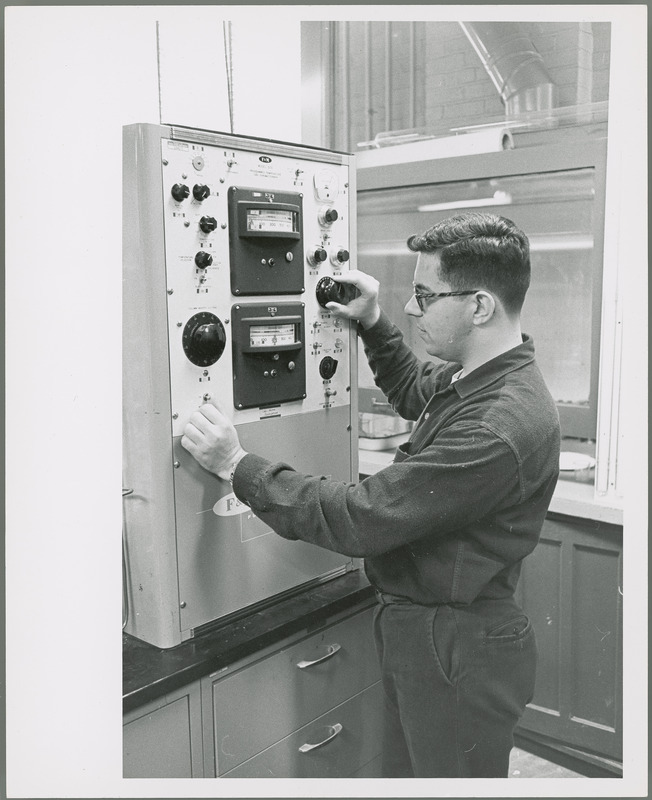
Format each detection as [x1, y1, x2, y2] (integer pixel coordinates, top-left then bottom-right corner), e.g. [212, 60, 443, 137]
[160, 136, 355, 436]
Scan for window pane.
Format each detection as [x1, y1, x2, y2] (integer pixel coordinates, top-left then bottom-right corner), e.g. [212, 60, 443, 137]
[357, 168, 597, 406]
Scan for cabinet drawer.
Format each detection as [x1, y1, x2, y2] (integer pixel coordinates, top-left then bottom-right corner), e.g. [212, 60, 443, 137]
[208, 606, 379, 775]
[222, 682, 383, 778]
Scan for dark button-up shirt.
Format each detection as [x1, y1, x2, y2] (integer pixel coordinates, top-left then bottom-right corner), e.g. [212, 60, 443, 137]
[234, 310, 561, 606]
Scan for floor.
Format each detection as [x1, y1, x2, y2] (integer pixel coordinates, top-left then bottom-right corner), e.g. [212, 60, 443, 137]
[508, 746, 584, 778]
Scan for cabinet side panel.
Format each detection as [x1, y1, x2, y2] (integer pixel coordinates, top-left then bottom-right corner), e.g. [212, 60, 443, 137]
[123, 123, 182, 648]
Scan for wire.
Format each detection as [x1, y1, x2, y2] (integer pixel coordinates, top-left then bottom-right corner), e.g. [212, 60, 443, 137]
[223, 21, 235, 134]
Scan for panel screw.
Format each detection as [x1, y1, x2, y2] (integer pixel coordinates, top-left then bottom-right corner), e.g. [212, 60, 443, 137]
[221, 223, 227, 229]
[177, 322, 183, 327]
[172, 413, 178, 420]
[180, 601, 186, 609]
[173, 461, 180, 468]
[162, 159, 169, 166]
[168, 288, 174, 295]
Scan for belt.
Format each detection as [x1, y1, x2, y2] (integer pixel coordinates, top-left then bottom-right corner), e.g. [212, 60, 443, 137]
[374, 589, 416, 605]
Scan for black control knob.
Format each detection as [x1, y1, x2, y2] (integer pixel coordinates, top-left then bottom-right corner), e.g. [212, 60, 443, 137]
[310, 248, 328, 266]
[182, 312, 226, 367]
[171, 183, 190, 202]
[319, 356, 339, 380]
[316, 276, 353, 308]
[195, 251, 213, 269]
[334, 249, 350, 264]
[193, 184, 211, 201]
[319, 207, 339, 225]
[199, 216, 218, 233]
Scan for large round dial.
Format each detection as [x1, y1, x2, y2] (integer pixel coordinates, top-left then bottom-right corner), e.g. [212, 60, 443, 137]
[316, 276, 352, 308]
[182, 312, 226, 367]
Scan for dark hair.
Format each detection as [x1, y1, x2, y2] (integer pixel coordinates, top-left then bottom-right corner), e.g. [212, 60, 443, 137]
[406, 212, 531, 313]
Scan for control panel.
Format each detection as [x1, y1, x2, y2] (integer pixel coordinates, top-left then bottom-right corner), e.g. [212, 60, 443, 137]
[122, 124, 357, 648]
[159, 132, 355, 434]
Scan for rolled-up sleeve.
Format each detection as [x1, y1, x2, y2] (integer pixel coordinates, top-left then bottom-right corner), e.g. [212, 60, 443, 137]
[232, 421, 522, 558]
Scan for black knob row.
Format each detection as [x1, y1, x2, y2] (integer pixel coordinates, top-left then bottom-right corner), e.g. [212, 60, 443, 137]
[170, 184, 211, 202]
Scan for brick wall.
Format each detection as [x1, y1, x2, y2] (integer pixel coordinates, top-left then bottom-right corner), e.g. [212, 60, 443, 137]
[330, 21, 611, 151]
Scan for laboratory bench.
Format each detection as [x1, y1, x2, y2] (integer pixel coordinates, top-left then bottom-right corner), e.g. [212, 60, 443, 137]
[123, 569, 383, 778]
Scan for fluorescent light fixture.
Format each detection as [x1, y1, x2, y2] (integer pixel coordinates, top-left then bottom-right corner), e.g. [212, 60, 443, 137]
[417, 190, 512, 213]
[529, 234, 593, 252]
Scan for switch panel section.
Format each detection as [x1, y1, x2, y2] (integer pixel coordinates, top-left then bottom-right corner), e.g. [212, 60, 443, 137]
[160, 131, 355, 437]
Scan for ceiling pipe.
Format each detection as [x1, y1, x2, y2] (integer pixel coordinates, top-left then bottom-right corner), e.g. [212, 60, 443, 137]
[459, 21, 558, 116]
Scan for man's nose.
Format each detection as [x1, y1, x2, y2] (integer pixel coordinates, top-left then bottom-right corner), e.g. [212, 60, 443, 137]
[405, 294, 421, 317]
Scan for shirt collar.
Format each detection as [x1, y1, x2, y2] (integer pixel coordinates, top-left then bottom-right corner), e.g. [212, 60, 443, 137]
[451, 334, 536, 398]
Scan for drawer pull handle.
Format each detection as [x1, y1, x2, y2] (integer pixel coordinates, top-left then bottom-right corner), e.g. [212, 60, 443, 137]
[296, 643, 341, 669]
[298, 723, 343, 753]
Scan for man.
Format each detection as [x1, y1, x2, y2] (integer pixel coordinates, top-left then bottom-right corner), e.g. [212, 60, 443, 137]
[181, 212, 561, 778]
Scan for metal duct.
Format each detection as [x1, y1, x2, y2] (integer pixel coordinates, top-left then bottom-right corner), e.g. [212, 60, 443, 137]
[460, 21, 557, 116]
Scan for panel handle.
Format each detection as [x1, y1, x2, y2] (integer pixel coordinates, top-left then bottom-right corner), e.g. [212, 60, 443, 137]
[296, 643, 341, 669]
[298, 723, 343, 753]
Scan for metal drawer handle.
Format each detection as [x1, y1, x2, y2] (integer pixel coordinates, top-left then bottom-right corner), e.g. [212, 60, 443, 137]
[298, 723, 343, 753]
[296, 643, 341, 669]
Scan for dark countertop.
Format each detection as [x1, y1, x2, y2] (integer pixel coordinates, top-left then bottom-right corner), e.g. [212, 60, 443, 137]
[123, 569, 376, 714]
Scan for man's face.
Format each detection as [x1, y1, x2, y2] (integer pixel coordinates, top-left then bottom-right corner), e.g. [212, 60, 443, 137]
[404, 250, 474, 362]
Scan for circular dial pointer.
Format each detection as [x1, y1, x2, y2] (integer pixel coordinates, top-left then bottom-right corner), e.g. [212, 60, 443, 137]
[182, 313, 226, 367]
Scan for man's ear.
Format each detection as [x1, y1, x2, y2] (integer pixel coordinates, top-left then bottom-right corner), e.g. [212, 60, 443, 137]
[471, 291, 496, 326]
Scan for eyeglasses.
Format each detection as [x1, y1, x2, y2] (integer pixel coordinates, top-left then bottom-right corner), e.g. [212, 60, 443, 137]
[413, 289, 479, 313]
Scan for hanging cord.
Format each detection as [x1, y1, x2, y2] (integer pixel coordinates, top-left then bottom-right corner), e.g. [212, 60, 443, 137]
[223, 21, 235, 133]
[156, 21, 163, 125]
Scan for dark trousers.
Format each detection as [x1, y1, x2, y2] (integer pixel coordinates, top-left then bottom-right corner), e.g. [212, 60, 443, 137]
[373, 593, 537, 778]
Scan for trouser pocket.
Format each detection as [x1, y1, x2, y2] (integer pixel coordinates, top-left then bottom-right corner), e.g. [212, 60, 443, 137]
[428, 605, 460, 686]
[484, 614, 532, 643]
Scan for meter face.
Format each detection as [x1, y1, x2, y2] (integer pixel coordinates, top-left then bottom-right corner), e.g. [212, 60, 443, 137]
[246, 208, 296, 233]
[249, 323, 297, 348]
